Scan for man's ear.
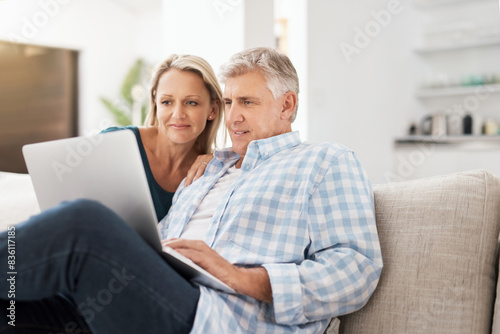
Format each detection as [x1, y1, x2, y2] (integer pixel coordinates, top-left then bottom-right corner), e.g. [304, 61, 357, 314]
[280, 91, 297, 121]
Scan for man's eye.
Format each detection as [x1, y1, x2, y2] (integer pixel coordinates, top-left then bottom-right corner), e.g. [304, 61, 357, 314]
[244, 100, 252, 105]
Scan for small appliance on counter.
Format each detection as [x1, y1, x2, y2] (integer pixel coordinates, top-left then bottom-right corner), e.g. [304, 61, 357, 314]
[421, 113, 447, 136]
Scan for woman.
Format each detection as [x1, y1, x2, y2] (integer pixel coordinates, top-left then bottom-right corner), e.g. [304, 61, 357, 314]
[0, 54, 223, 333]
[103, 54, 223, 220]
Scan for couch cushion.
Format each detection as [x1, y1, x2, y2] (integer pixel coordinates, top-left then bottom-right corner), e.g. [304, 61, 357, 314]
[339, 169, 500, 334]
[0, 171, 40, 230]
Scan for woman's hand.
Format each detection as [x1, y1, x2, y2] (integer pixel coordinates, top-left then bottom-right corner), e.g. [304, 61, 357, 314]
[162, 238, 273, 303]
[184, 154, 213, 186]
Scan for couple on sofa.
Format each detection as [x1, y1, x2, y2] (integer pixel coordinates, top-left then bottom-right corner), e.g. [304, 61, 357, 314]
[0, 47, 382, 333]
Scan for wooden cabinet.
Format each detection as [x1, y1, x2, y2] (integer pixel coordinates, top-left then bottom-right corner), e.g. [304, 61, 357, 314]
[0, 42, 78, 173]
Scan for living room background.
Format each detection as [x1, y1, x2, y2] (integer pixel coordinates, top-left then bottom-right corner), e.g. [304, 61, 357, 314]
[0, 0, 498, 183]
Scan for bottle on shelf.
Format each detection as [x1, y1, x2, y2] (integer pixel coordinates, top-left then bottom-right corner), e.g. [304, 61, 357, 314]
[463, 114, 473, 135]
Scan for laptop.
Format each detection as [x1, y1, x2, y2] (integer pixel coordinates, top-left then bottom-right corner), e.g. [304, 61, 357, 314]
[22, 130, 235, 294]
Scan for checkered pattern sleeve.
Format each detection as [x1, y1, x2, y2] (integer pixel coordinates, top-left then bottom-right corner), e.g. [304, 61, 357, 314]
[263, 150, 383, 325]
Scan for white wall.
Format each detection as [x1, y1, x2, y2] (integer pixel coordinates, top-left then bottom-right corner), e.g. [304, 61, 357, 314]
[161, 0, 245, 76]
[275, 0, 309, 139]
[244, 0, 275, 49]
[413, 1, 500, 123]
[161, 0, 274, 79]
[298, 0, 421, 183]
[161, 0, 275, 148]
[0, 0, 159, 135]
[135, 8, 164, 65]
[288, 0, 499, 183]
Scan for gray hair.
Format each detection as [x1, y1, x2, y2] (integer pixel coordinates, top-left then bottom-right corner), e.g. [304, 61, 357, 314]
[219, 47, 299, 123]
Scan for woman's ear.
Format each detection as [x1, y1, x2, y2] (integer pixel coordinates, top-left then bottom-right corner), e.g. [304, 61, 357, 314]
[280, 91, 297, 121]
[208, 100, 218, 120]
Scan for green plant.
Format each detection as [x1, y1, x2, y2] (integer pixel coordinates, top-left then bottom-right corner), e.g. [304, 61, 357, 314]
[100, 59, 150, 126]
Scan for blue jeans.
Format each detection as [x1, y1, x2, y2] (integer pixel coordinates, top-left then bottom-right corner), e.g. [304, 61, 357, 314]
[0, 199, 200, 334]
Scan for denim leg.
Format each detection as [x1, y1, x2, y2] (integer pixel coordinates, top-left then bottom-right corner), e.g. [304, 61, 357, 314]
[0, 199, 200, 334]
[0, 295, 91, 333]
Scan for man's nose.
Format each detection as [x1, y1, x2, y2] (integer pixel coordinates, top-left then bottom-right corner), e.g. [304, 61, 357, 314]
[226, 104, 244, 124]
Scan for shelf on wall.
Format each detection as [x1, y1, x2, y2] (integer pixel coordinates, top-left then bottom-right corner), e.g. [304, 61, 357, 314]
[411, 0, 494, 8]
[395, 135, 500, 147]
[414, 37, 500, 53]
[416, 84, 500, 98]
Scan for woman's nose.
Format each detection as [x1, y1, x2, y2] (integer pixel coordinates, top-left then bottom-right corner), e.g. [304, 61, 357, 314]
[172, 103, 186, 119]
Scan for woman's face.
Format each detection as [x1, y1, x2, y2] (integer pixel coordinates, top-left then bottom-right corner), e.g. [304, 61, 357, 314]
[155, 68, 216, 148]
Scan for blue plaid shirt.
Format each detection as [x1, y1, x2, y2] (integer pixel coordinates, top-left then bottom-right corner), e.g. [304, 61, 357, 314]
[159, 131, 382, 334]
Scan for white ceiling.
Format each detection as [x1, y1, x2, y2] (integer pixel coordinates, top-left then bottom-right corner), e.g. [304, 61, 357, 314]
[106, 0, 162, 13]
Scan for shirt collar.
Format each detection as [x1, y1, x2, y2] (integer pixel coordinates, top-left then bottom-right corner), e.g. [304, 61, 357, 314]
[252, 131, 301, 160]
[214, 131, 302, 163]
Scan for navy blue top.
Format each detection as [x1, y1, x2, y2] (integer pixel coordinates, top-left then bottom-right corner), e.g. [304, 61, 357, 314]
[101, 126, 174, 222]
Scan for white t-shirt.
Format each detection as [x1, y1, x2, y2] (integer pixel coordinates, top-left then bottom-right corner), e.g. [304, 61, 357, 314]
[180, 166, 242, 240]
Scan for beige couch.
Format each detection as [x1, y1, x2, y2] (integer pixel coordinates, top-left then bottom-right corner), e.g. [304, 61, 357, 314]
[1, 169, 499, 333]
[339, 169, 500, 334]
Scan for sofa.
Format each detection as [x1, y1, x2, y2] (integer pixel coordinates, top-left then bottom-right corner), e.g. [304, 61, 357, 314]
[339, 169, 500, 334]
[1, 169, 499, 333]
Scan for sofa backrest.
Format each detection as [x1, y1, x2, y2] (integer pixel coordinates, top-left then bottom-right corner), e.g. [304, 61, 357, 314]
[339, 169, 500, 334]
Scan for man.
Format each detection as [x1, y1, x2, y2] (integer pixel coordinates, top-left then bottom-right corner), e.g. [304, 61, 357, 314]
[160, 47, 383, 333]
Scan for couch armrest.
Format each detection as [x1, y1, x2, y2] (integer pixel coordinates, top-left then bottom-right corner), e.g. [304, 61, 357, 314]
[0, 171, 40, 230]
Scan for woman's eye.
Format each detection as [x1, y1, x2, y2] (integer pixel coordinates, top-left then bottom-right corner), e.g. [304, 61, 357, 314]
[161, 100, 171, 105]
[187, 101, 198, 106]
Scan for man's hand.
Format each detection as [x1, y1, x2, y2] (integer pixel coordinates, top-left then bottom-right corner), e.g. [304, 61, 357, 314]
[184, 154, 213, 186]
[162, 238, 273, 303]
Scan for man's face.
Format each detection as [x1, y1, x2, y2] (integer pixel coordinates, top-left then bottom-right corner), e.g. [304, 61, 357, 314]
[223, 71, 293, 161]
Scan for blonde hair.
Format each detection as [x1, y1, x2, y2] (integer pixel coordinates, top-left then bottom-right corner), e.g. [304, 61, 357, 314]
[219, 47, 299, 123]
[145, 54, 224, 154]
